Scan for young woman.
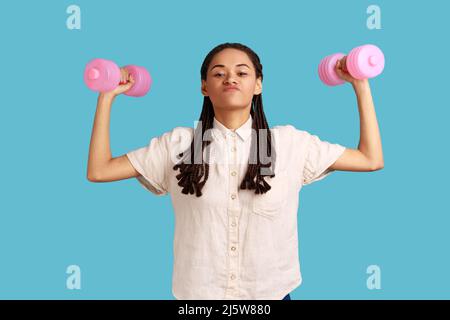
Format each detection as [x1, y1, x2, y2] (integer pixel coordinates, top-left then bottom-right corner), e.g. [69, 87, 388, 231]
[87, 42, 384, 300]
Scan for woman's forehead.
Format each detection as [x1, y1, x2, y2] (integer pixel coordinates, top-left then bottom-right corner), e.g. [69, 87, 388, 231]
[210, 49, 252, 68]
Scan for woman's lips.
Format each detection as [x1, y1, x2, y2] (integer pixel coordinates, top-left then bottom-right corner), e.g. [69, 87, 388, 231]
[223, 87, 240, 92]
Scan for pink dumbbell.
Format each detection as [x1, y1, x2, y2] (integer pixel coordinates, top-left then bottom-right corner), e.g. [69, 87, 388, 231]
[84, 58, 152, 97]
[318, 44, 385, 86]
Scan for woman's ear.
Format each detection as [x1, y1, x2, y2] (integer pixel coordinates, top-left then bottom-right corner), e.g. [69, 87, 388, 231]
[201, 80, 208, 96]
[254, 77, 262, 95]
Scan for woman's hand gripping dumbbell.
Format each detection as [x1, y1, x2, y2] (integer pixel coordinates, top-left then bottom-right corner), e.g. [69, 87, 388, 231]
[318, 44, 385, 86]
[84, 58, 152, 97]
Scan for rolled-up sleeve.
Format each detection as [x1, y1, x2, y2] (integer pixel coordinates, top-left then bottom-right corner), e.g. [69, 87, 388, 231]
[126, 131, 170, 196]
[302, 132, 346, 186]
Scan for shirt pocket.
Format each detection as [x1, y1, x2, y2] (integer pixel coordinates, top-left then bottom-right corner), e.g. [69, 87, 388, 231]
[252, 170, 289, 220]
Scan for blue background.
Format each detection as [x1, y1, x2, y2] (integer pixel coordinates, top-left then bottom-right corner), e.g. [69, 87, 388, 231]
[1, 0, 448, 299]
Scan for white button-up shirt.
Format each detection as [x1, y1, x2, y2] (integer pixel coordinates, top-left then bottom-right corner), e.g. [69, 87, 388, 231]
[126, 114, 346, 300]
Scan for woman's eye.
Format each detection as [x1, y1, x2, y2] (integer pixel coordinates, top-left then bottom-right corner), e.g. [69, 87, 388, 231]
[214, 72, 247, 77]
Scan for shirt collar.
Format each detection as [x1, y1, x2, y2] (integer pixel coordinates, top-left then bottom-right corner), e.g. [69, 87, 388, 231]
[212, 114, 253, 142]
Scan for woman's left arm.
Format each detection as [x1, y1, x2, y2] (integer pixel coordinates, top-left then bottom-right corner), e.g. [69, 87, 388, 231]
[328, 58, 384, 172]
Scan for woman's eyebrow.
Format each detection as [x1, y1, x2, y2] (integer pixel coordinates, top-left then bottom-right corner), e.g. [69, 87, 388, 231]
[210, 64, 250, 71]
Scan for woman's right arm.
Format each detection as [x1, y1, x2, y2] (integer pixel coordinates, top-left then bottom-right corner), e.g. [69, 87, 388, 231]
[87, 70, 140, 182]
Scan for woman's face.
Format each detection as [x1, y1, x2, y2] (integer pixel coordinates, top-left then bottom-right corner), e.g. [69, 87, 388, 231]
[201, 48, 262, 112]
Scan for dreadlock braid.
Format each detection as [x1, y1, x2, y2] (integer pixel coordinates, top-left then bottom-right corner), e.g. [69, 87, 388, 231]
[240, 94, 276, 194]
[173, 100, 214, 197]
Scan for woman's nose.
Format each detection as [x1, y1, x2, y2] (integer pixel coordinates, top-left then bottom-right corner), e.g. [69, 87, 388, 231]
[224, 76, 237, 84]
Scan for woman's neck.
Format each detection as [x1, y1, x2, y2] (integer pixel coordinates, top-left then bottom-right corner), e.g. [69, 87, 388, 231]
[214, 110, 251, 131]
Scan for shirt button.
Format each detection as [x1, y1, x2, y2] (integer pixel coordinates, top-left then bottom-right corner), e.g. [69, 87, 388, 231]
[231, 194, 236, 200]
[231, 146, 237, 152]
[231, 246, 236, 251]
[231, 222, 236, 227]
[231, 171, 237, 176]
[230, 274, 236, 280]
